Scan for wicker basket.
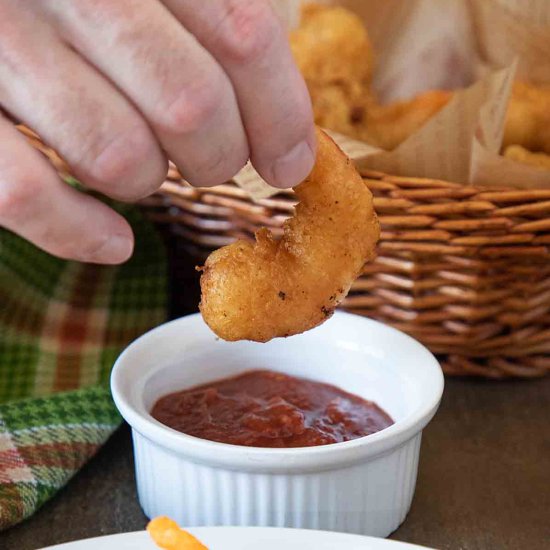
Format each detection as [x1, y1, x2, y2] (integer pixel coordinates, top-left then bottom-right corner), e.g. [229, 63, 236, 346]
[141, 164, 550, 379]
[23, 128, 550, 379]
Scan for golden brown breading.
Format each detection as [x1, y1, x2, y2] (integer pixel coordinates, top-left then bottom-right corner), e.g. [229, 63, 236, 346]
[504, 144, 550, 170]
[361, 90, 453, 150]
[290, 4, 375, 140]
[362, 82, 550, 153]
[290, 4, 374, 86]
[199, 129, 380, 343]
[308, 82, 377, 139]
[503, 82, 550, 155]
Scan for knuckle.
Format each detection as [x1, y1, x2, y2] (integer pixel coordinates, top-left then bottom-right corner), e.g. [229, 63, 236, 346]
[78, 233, 110, 260]
[0, 172, 38, 221]
[54, 233, 106, 262]
[274, 93, 314, 145]
[156, 77, 224, 135]
[256, 101, 313, 158]
[0, 6, 31, 72]
[64, 0, 127, 22]
[214, 0, 280, 64]
[281, 101, 312, 136]
[185, 144, 248, 187]
[79, 123, 159, 198]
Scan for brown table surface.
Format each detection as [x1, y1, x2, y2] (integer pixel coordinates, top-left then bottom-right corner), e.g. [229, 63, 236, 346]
[2, 242, 549, 550]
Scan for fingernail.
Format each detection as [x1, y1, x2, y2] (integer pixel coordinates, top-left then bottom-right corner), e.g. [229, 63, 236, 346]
[90, 235, 134, 264]
[271, 139, 315, 189]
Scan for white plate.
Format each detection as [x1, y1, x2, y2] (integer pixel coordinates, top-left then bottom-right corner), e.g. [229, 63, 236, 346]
[42, 527, 434, 550]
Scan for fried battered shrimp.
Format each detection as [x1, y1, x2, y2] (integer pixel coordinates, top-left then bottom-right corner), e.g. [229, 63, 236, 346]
[503, 82, 550, 154]
[199, 129, 380, 343]
[290, 4, 375, 139]
[308, 82, 377, 138]
[362, 90, 453, 150]
[290, 4, 374, 86]
[147, 517, 208, 550]
[504, 145, 550, 170]
[362, 81, 550, 153]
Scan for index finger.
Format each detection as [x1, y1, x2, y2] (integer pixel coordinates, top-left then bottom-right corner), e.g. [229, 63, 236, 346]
[163, 0, 316, 189]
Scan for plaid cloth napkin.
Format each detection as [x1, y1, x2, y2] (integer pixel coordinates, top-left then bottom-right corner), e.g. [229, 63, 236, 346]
[0, 205, 167, 530]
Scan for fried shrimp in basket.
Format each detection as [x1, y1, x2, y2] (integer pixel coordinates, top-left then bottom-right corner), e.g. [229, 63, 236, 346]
[361, 90, 453, 151]
[290, 4, 376, 140]
[147, 517, 208, 550]
[503, 81, 550, 155]
[199, 128, 380, 343]
[504, 145, 550, 170]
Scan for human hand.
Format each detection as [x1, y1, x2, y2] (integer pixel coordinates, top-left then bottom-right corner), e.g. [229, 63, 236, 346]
[0, 0, 315, 263]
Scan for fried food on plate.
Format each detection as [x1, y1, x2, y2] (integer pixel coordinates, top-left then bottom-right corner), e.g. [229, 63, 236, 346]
[362, 90, 453, 150]
[147, 517, 208, 550]
[503, 81, 550, 155]
[504, 145, 550, 170]
[290, 4, 375, 139]
[199, 128, 380, 343]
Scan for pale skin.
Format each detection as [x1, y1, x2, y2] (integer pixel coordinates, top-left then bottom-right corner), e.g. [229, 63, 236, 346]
[0, 0, 315, 264]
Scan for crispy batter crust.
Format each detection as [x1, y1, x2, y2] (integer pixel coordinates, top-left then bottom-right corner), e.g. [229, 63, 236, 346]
[504, 144, 550, 170]
[361, 90, 452, 150]
[290, 4, 376, 140]
[290, 4, 374, 87]
[199, 129, 380, 342]
[504, 82, 550, 155]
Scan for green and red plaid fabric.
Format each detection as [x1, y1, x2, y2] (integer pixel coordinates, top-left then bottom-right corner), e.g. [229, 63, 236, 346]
[0, 205, 167, 530]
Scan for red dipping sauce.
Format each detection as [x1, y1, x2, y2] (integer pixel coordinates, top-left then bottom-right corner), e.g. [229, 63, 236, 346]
[151, 370, 394, 448]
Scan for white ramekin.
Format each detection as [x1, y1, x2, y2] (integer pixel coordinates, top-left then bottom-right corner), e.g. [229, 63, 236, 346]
[111, 312, 443, 538]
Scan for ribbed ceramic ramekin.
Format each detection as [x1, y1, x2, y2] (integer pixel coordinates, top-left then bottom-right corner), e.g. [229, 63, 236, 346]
[111, 312, 443, 538]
